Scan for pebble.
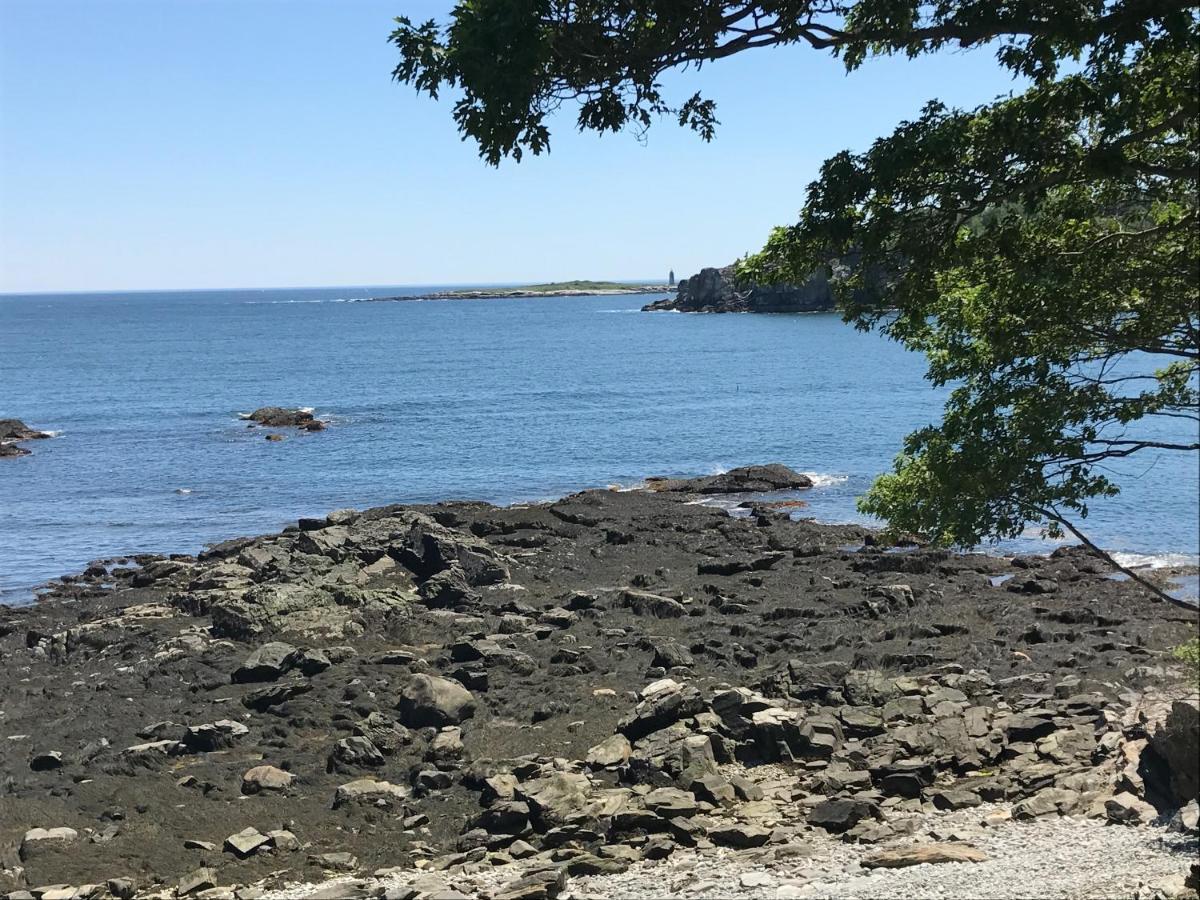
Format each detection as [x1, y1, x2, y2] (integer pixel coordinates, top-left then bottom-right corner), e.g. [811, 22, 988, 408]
[262, 804, 1198, 900]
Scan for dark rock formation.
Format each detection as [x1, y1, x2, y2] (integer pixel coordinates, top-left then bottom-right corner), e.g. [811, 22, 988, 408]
[646, 463, 813, 494]
[642, 265, 837, 314]
[243, 407, 326, 431]
[1, 474, 1196, 891]
[0, 418, 51, 457]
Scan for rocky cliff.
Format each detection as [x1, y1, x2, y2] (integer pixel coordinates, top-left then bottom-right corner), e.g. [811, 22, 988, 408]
[642, 265, 837, 314]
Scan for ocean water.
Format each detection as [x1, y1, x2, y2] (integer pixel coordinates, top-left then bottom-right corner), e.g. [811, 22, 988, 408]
[1, 285, 1197, 603]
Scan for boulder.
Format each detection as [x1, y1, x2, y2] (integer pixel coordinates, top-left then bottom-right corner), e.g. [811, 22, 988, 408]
[242, 677, 312, 711]
[328, 736, 386, 771]
[1147, 699, 1200, 807]
[29, 750, 63, 771]
[863, 843, 988, 868]
[620, 589, 685, 618]
[401, 515, 508, 586]
[1169, 799, 1199, 834]
[494, 867, 567, 900]
[224, 826, 272, 858]
[1013, 787, 1082, 819]
[242, 765, 294, 794]
[518, 772, 595, 829]
[178, 868, 218, 896]
[1106, 791, 1158, 824]
[708, 823, 772, 848]
[808, 799, 880, 833]
[586, 734, 632, 768]
[19, 827, 78, 860]
[333, 778, 410, 809]
[232, 642, 297, 683]
[182, 719, 249, 752]
[398, 674, 477, 727]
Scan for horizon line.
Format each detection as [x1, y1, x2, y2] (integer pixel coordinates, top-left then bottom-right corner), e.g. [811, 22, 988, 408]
[0, 277, 674, 298]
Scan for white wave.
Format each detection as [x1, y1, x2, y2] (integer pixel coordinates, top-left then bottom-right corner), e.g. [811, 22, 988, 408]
[1110, 551, 1200, 570]
[606, 480, 648, 492]
[42, 430, 64, 437]
[801, 472, 849, 489]
[174, 488, 192, 495]
[298, 407, 315, 414]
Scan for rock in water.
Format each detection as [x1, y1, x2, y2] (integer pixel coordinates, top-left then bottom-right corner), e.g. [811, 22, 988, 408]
[646, 464, 813, 494]
[244, 406, 327, 430]
[862, 842, 988, 868]
[0, 418, 51, 441]
[397, 674, 477, 727]
[0, 418, 52, 458]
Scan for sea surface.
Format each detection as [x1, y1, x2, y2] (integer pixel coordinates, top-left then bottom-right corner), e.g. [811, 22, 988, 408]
[2, 285, 1197, 604]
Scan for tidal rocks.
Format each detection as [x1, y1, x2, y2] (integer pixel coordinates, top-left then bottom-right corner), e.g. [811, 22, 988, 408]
[243, 406, 327, 431]
[2, 480, 1197, 890]
[0, 418, 51, 457]
[646, 463, 813, 494]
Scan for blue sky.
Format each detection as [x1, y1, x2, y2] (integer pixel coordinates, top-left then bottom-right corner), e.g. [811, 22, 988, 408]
[1, 1, 1024, 293]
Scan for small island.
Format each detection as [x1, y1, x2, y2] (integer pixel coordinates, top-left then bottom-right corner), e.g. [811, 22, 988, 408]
[365, 280, 674, 302]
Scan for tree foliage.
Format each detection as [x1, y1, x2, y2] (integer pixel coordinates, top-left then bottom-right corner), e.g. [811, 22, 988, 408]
[393, 2, 1200, 604]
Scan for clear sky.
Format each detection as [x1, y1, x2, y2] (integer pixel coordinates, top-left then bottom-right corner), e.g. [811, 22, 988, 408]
[0, 1, 1025, 293]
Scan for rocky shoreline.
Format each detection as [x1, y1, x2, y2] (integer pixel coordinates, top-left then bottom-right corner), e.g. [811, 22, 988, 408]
[642, 268, 837, 315]
[2, 465, 1197, 900]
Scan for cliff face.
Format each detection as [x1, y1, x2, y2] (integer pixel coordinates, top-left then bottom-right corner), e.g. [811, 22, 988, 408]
[642, 265, 837, 313]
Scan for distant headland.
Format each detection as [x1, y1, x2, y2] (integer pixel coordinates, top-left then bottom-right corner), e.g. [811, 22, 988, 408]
[364, 280, 674, 302]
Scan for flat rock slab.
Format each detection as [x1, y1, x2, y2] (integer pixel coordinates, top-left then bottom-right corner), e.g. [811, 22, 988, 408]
[862, 842, 989, 868]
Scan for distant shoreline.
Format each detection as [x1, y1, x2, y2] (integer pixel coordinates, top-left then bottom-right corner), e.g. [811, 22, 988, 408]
[363, 280, 675, 302]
